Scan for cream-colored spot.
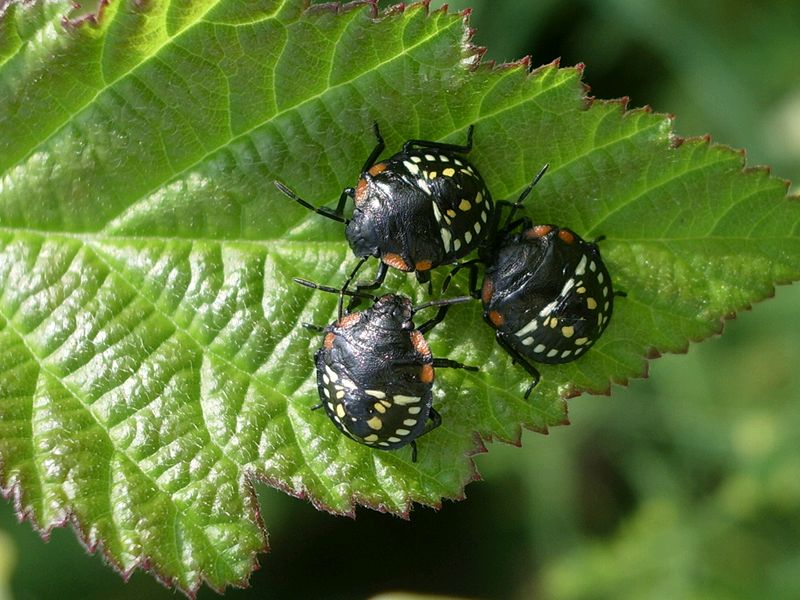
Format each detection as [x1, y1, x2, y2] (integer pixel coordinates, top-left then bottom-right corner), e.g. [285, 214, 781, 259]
[428, 171, 438, 179]
[432, 201, 443, 224]
[322, 387, 331, 398]
[522, 337, 535, 346]
[443, 167, 456, 177]
[562, 326, 575, 338]
[597, 272, 605, 284]
[367, 416, 383, 430]
[364, 434, 379, 442]
[379, 442, 390, 447]
[547, 349, 559, 358]
[394, 395, 421, 405]
[408, 406, 422, 414]
[425, 154, 436, 161]
[604, 301, 610, 311]
[404, 160, 420, 175]
[589, 261, 597, 272]
[549, 317, 558, 328]
[440, 155, 450, 162]
[388, 436, 402, 443]
[335, 389, 345, 399]
[411, 155, 422, 163]
[396, 429, 411, 436]
[454, 158, 463, 166]
[323, 373, 330, 385]
[418, 178, 432, 195]
[453, 239, 462, 252]
[374, 402, 386, 414]
[380, 399, 392, 407]
[459, 199, 472, 211]
[366, 389, 386, 399]
[603, 286, 610, 297]
[575, 337, 589, 346]
[464, 231, 472, 244]
[533, 344, 546, 353]
[475, 191, 483, 204]
[474, 222, 481, 235]
[403, 419, 417, 426]
[515, 319, 538, 337]
[587, 298, 598, 310]
[575, 255, 588, 276]
[441, 227, 452, 252]
[325, 365, 339, 382]
[336, 404, 346, 418]
[481, 210, 488, 223]
[561, 350, 572, 358]
[577, 286, 587, 294]
[446, 209, 457, 218]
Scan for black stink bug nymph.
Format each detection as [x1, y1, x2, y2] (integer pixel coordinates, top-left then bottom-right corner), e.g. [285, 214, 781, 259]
[296, 278, 477, 462]
[275, 123, 494, 292]
[446, 166, 622, 397]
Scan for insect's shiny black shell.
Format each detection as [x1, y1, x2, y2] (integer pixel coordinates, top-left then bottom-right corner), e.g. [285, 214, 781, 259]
[482, 225, 614, 364]
[315, 295, 437, 450]
[346, 148, 493, 276]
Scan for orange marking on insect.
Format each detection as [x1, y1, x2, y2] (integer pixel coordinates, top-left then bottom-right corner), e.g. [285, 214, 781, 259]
[354, 178, 368, 204]
[337, 312, 361, 329]
[368, 162, 388, 176]
[410, 330, 432, 358]
[488, 310, 505, 327]
[415, 259, 433, 271]
[525, 225, 552, 239]
[420, 363, 435, 383]
[481, 277, 494, 304]
[323, 332, 336, 349]
[383, 252, 411, 271]
[558, 229, 575, 244]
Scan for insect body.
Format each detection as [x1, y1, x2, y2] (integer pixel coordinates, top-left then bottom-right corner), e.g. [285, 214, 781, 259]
[481, 224, 616, 396]
[445, 166, 620, 397]
[297, 279, 476, 462]
[275, 123, 493, 291]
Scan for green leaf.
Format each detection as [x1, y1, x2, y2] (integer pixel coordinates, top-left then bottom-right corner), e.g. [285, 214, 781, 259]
[1, 0, 798, 594]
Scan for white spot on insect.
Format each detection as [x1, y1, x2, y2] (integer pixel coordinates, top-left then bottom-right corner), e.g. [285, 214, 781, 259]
[443, 167, 456, 177]
[603, 286, 610, 297]
[335, 389, 345, 399]
[323, 387, 331, 398]
[388, 436, 402, 443]
[575, 255, 588, 276]
[453, 239, 462, 252]
[394, 395, 421, 405]
[522, 337, 535, 346]
[396, 429, 411, 436]
[404, 160, 420, 175]
[597, 272, 605, 284]
[464, 231, 472, 244]
[336, 404, 346, 418]
[325, 365, 339, 382]
[440, 155, 450, 162]
[365, 389, 386, 399]
[547, 349, 559, 358]
[475, 191, 483, 204]
[432, 201, 443, 224]
[589, 261, 597, 272]
[367, 416, 383, 430]
[322, 373, 330, 385]
[364, 434, 379, 443]
[474, 221, 481, 235]
[604, 301, 610, 311]
[561, 326, 575, 338]
[586, 298, 598, 310]
[533, 344, 546, 353]
[403, 419, 417, 426]
[539, 300, 558, 317]
[459, 199, 472, 211]
[481, 210, 488, 223]
[425, 154, 436, 161]
[577, 286, 587, 294]
[379, 442, 391, 447]
[561, 350, 572, 358]
[411, 155, 422, 163]
[446, 209, 457, 218]
[515, 318, 539, 337]
[418, 178, 432, 195]
[408, 406, 422, 414]
[441, 227, 452, 252]
[327, 401, 334, 411]
[454, 158, 463, 166]
[428, 170, 438, 179]
[575, 337, 589, 346]
[574, 346, 586, 354]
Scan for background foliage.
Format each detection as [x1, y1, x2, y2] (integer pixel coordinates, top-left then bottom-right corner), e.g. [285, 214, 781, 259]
[4, 0, 800, 598]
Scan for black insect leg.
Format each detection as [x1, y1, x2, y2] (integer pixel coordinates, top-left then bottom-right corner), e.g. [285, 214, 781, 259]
[273, 181, 350, 223]
[442, 259, 482, 296]
[494, 331, 542, 398]
[409, 407, 443, 462]
[301, 323, 325, 333]
[500, 164, 549, 231]
[348, 261, 389, 311]
[403, 125, 474, 155]
[431, 358, 478, 372]
[361, 121, 386, 172]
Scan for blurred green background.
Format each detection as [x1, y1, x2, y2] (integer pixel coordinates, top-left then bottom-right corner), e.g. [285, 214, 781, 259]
[5, 1, 800, 598]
